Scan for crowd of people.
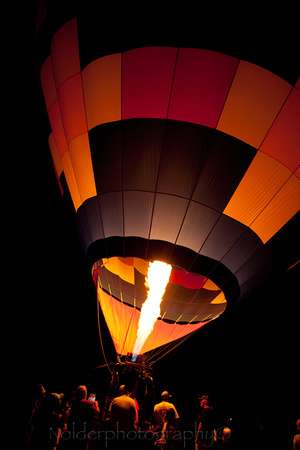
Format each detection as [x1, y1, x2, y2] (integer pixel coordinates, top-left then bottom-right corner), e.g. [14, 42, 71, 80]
[21, 382, 300, 450]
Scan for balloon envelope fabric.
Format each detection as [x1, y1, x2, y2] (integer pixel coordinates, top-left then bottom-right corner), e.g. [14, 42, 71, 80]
[37, 11, 300, 356]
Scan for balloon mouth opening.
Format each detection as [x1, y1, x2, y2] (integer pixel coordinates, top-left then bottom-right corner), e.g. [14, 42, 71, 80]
[93, 256, 227, 356]
[93, 256, 227, 322]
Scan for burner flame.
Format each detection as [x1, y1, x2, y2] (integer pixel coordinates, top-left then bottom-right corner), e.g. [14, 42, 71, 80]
[132, 261, 172, 358]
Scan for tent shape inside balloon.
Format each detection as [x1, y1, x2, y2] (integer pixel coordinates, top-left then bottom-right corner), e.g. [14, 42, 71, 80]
[37, 13, 300, 357]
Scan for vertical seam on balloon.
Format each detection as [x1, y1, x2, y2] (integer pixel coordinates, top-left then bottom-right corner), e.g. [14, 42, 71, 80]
[119, 303, 134, 355]
[77, 13, 108, 258]
[215, 59, 241, 130]
[78, 16, 97, 195]
[96, 195, 109, 256]
[51, 22, 84, 210]
[170, 127, 218, 261]
[49, 52, 68, 158]
[144, 128, 169, 259]
[145, 49, 180, 261]
[258, 85, 294, 162]
[120, 53, 126, 257]
[49, 50, 82, 209]
[181, 214, 226, 294]
[121, 51, 124, 120]
[242, 167, 299, 241]
[166, 47, 179, 120]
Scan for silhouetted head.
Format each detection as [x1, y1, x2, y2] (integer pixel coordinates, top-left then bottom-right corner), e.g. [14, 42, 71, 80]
[74, 385, 87, 400]
[119, 385, 129, 395]
[161, 391, 171, 402]
[199, 395, 211, 408]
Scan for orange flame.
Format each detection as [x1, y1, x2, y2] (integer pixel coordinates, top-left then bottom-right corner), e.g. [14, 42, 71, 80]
[132, 261, 172, 357]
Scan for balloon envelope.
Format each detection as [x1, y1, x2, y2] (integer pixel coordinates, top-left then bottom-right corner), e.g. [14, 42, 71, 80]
[37, 8, 300, 356]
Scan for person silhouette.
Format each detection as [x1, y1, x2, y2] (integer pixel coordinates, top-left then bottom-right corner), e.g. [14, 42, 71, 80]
[195, 395, 216, 450]
[153, 391, 180, 431]
[293, 419, 300, 450]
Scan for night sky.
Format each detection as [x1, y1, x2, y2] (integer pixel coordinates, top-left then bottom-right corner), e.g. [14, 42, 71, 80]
[13, 3, 299, 448]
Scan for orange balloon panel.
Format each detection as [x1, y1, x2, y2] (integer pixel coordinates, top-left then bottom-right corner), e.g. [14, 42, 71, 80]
[102, 257, 137, 285]
[97, 286, 206, 355]
[250, 174, 300, 243]
[217, 61, 292, 148]
[260, 87, 300, 175]
[68, 133, 97, 207]
[223, 151, 300, 242]
[123, 257, 149, 277]
[57, 74, 88, 145]
[51, 132, 97, 211]
[82, 54, 122, 129]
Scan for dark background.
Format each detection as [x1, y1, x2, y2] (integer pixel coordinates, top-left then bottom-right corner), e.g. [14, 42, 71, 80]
[12, 2, 299, 448]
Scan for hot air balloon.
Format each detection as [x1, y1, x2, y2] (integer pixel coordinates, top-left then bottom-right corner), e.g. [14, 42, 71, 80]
[36, 3, 299, 368]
